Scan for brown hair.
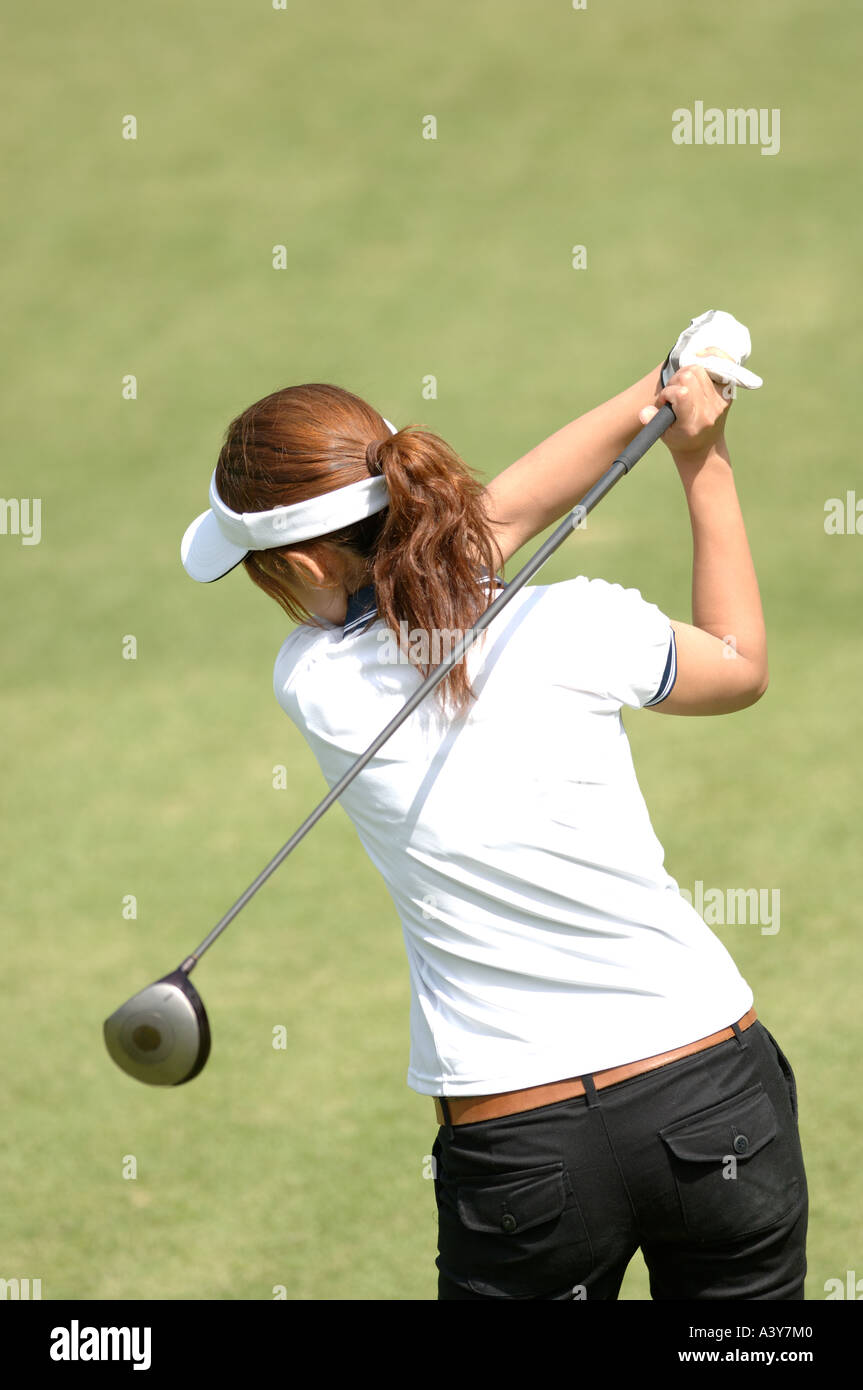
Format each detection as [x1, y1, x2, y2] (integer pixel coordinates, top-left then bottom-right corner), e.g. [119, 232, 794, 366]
[214, 383, 503, 715]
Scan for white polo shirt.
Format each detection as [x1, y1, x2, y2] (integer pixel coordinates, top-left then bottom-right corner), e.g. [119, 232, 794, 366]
[273, 575, 753, 1096]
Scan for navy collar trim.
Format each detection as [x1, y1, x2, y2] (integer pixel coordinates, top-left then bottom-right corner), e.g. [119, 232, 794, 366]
[343, 583, 379, 637]
[342, 572, 506, 639]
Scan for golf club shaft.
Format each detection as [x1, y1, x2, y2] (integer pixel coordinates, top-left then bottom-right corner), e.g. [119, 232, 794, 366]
[180, 403, 676, 973]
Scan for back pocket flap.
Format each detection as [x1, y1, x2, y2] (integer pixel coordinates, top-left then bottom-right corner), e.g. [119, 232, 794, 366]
[456, 1162, 567, 1234]
[659, 1084, 777, 1164]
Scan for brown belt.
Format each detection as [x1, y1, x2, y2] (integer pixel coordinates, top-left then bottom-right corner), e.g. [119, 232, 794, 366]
[434, 1007, 758, 1127]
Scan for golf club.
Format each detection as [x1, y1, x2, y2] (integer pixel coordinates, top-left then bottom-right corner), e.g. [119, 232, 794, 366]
[104, 402, 676, 1085]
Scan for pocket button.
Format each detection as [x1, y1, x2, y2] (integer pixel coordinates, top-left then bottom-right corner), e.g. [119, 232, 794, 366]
[733, 1134, 750, 1154]
[500, 1213, 518, 1234]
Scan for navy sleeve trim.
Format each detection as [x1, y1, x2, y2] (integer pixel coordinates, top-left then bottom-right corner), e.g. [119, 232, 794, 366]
[644, 628, 678, 706]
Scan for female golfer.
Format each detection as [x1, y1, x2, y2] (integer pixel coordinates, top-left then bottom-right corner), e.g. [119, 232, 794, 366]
[181, 312, 807, 1300]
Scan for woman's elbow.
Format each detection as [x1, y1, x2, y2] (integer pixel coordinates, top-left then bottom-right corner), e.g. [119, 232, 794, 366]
[737, 664, 769, 709]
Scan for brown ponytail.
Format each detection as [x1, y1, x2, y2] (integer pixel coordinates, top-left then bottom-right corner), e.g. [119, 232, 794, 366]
[214, 383, 503, 716]
[365, 427, 503, 713]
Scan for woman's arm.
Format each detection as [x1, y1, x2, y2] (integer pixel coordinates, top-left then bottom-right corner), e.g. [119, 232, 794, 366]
[643, 368, 768, 716]
[483, 363, 666, 566]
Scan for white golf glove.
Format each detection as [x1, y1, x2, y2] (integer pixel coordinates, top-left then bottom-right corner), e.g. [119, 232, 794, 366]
[662, 309, 763, 391]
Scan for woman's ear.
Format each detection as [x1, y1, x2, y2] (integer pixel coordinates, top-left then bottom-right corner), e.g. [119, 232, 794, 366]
[286, 550, 329, 587]
[281, 546, 354, 593]
[265, 544, 367, 596]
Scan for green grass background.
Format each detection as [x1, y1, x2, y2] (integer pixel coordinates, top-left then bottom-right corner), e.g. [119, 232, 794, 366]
[1, 0, 859, 1300]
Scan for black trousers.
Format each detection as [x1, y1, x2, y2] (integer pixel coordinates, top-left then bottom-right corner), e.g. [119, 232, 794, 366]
[432, 1020, 807, 1300]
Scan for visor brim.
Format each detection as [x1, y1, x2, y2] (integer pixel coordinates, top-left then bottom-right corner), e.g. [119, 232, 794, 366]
[181, 510, 249, 583]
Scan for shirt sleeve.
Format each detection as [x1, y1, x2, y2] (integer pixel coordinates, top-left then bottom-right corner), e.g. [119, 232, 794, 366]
[273, 625, 323, 717]
[571, 577, 678, 710]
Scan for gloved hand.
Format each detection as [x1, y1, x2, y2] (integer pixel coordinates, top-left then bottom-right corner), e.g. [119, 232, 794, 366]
[662, 310, 763, 391]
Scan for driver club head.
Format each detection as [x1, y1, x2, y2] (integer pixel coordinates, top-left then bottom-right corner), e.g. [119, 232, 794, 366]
[104, 969, 211, 1086]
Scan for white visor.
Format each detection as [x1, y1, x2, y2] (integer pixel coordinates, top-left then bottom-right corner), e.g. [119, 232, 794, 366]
[181, 417, 397, 582]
